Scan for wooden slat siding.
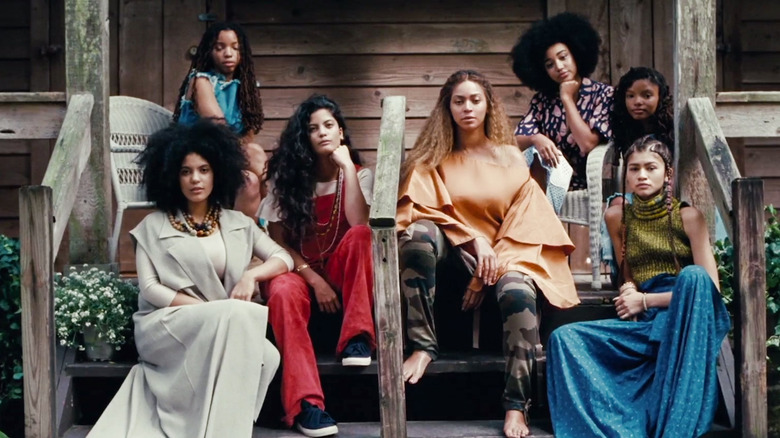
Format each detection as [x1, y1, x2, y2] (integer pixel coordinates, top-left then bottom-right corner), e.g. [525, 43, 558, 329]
[721, 0, 742, 91]
[162, 0, 204, 111]
[740, 54, 780, 85]
[233, 1, 544, 23]
[740, 21, 780, 52]
[118, 0, 163, 102]
[714, 92, 780, 138]
[109, 0, 119, 96]
[259, 87, 532, 120]
[245, 23, 529, 56]
[66, 0, 111, 265]
[744, 149, 780, 177]
[255, 54, 519, 88]
[29, 0, 49, 93]
[20, 186, 56, 438]
[50, 0, 66, 93]
[0, 60, 31, 91]
[609, 0, 653, 81]
[732, 178, 767, 437]
[1, 28, 31, 59]
[0, 156, 31, 186]
[0, 189, 20, 218]
[689, 97, 741, 238]
[0, 0, 30, 27]
[0, 102, 67, 140]
[42, 93, 94, 250]
[674, 0, 717, 229]
[653, 0, 675, 87]
[741, 0, 780, 20]
[370, 96, 406, 438]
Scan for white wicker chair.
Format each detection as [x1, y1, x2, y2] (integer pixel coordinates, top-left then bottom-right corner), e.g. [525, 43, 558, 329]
[558, 142, 614, 290]
[109, 96, 172, 262]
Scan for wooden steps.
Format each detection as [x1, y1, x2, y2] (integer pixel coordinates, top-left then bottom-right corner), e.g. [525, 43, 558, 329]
[63, 420, 553, 437]
[62, 421, 736, 438]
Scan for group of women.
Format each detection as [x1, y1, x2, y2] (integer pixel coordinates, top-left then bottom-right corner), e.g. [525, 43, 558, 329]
[88, 12, 729, 438]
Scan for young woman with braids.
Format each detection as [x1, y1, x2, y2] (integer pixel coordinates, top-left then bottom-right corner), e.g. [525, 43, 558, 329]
[397, 70, 578, 438]
[173, 22, 267, 219]
[259, 95, 375, 437]
[89, 121, 288, 437]
[546, 136, 730, 438]
[602, 67, 676, 285]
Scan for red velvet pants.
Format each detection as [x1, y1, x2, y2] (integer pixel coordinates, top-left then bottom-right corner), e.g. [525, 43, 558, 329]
[263, 225, 375, 426]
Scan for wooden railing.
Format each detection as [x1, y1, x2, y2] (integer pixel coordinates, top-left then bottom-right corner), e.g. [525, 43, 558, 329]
[16, 93, 94, 438]
[691, 95, 774, 438]
[369, 96, 407, 438]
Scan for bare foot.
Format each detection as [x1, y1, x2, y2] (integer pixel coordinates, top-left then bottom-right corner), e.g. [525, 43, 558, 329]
[504, 410, 530, 438]
[402, 350, 432, 384]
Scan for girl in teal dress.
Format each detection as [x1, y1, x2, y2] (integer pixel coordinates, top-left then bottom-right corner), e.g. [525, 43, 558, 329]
[546, 135, 730, 437]
[173, 22, 266, 219]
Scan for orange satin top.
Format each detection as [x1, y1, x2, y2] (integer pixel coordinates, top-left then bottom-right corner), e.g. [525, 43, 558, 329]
[397, 147, 579, 308]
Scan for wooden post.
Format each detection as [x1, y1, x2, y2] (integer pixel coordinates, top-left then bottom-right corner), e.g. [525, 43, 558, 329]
[732, 178, 767, 437]
[65, 0, 111, 263]
[370, 96, 406, 438]
[674, 0, 717, 230]
[20, 186, 56, 438]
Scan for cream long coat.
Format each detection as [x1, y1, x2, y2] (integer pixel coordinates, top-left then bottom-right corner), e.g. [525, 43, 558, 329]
[88, 209, 289, 438]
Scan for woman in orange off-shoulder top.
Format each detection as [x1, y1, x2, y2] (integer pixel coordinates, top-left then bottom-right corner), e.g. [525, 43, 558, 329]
[396, 70, 578, 438]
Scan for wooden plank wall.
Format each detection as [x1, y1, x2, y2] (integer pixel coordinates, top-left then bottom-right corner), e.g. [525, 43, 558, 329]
[721, 0, 780, 208]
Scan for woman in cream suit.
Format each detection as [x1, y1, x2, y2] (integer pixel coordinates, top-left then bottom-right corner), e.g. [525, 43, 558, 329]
[89, 121, 291, 438]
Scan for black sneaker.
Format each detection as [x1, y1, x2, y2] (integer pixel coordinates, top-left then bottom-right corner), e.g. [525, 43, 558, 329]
[341, 337, 371, 366]
[295, 400, 338, 437]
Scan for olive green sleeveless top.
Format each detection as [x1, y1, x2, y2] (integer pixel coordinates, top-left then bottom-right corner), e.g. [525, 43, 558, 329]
[624, 192, 693, 285]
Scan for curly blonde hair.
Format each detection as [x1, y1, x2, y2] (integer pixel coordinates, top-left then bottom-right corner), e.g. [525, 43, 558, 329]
[402, 70, 515, 179]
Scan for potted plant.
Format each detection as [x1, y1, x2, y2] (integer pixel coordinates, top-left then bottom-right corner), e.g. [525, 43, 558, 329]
[54, 265, 138, 361]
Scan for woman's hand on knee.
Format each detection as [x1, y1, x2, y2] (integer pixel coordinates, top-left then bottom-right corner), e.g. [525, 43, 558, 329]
[471, 236, 498, 286]
[230, 274, 256, 301]
[462, 285, 485, 311]
[613, 290, 644, 320]
[311, 276, 342, 314]
[534, 134, 561, 167]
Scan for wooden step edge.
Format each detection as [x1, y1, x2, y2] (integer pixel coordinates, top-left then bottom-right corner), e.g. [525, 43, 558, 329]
[64, 420, 555, 437]
[64, 420, 736, 438]
[65, 351, 507, 378]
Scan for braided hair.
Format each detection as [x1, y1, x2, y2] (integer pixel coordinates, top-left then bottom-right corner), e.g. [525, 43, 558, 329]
[619, 135, 680, 283]
[172, 22, 264, 135]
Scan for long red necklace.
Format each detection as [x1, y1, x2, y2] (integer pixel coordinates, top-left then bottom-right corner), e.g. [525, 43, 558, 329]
[300, 169, 343, 261]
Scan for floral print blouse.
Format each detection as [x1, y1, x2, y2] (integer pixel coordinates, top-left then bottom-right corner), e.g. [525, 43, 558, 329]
[515, 77, 614, 190]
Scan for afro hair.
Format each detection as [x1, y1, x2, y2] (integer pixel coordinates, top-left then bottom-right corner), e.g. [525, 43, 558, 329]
[511, 12, 602, 96]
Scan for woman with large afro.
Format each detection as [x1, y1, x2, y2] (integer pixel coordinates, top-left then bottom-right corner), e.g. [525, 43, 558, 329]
[511, 12, 613, 208]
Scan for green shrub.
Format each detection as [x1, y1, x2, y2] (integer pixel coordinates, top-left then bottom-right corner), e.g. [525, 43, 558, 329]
[0, 235, 22, 409]
[714, 205, 780, 370]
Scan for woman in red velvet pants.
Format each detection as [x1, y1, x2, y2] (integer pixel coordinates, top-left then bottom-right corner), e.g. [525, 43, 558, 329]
[261, 94, 375, 438]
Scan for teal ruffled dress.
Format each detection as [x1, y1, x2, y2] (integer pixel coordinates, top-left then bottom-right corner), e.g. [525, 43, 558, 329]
[178, 70, 244, 135]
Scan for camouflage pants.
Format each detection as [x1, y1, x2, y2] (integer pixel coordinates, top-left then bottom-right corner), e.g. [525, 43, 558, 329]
[399, 220, 539, 412]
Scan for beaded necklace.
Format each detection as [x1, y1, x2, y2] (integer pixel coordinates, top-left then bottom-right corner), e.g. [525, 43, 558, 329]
[168, 205, 221, 237]
[300, 169, 343, 261]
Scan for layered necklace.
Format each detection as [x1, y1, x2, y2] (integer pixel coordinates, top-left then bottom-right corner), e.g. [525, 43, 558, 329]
[300, 168, 343, 261]
[168, 205, 221, 237]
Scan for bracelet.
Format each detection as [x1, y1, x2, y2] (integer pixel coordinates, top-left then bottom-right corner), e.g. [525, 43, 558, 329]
[294, 263, 310, 273]
[642, 293, 648, 312]
[619, 281, 637, 294]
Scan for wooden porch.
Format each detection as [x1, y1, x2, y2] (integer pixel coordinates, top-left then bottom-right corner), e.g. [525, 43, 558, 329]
[2, 1, 779, 437]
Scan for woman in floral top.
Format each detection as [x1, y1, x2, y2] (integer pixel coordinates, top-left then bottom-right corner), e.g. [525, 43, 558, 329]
[511, 12, 613, 193]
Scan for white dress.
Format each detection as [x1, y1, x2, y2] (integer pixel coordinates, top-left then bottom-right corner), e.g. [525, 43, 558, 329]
[88, 209, 292, 438]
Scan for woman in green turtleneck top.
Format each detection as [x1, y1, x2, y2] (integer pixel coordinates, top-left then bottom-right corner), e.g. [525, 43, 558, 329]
[545, 135, 731, 437]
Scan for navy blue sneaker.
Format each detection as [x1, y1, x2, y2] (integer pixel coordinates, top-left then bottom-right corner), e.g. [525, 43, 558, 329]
[341, 337, 371, 366]
[295, 400, 338, 437]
